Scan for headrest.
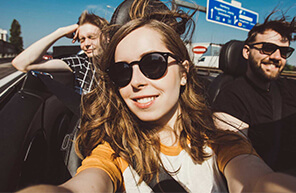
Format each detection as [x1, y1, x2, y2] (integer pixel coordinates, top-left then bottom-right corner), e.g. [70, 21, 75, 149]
[110, 0, 169, 25]
[110, 0, 134, 25]
[219, 40, 247, 76]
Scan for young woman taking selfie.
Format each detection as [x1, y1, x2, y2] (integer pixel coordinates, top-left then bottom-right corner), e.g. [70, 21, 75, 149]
[18, 1, 296, 192]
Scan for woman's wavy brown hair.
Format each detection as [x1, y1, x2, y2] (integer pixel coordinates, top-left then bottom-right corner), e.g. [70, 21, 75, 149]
[108, 0, 196, 43]
[76, 0, 241, 186]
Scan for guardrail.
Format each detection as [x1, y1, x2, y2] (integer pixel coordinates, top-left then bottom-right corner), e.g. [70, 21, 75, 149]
[281, 71, 296, 79]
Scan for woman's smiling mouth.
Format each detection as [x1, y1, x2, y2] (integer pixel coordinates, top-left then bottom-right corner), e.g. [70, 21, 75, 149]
[132, 96, 158, 108]
[136, 96, 156, 103]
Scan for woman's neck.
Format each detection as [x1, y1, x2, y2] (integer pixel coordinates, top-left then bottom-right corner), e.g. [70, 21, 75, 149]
[157, 104, 181, 147]
[158, 126, 179, 146]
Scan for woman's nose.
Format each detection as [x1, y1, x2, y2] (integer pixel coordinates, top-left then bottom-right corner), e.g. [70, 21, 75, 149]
[129, 65, 148, 88]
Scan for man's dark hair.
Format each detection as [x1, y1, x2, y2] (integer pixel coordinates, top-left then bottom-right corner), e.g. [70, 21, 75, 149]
[245, 10, 296, 44]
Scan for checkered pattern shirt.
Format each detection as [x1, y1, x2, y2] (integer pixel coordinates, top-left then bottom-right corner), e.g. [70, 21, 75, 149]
[62, 54, 96, 94]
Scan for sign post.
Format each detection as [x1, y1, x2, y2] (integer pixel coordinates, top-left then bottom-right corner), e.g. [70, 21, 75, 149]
[206, 0, 258, 31]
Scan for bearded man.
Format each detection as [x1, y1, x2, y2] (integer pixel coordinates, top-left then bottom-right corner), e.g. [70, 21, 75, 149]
[213, 12, 296, 174]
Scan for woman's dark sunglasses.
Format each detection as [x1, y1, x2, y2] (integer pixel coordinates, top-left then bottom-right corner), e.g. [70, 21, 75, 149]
[106, 52, 181, 87]
[248, 42, 294, 59]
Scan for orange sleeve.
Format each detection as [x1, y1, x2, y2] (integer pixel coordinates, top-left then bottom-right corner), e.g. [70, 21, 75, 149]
[76, 142, 123, 192]
[210, 136, 259, 174]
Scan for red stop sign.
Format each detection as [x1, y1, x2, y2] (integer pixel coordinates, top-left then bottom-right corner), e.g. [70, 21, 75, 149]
[192, 46, 207, 54]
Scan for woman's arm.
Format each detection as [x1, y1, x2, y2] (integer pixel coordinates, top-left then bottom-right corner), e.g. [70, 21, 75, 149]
[61, 168, 113, 193]
[224, 154, 296, 192]
[17, 168, 113, 193]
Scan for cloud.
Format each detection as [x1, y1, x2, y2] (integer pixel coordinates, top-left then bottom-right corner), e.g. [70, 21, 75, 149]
[86, 4, 112, 13]
[85, 4, 115, 19]
[86, 5, 99, 10]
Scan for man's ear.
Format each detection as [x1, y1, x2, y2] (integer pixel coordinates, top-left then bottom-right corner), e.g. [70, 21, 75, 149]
[180, 60, 189, 86]
[242, 45, 250, 60]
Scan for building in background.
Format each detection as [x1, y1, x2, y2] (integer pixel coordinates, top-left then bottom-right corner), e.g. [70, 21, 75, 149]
[0, 28, 8, 42]
[0, 28, 17, 60]
[187, 42, 222, 68]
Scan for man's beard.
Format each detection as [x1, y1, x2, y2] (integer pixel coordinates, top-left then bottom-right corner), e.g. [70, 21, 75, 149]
[249, 56, 282, 82]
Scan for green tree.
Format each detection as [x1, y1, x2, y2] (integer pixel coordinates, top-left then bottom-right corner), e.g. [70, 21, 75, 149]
[284, 63, 296, 71]
[9, 19, 23, 53]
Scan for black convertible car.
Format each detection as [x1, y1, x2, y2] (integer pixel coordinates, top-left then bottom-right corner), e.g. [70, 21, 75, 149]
[1, 0, 296, 192]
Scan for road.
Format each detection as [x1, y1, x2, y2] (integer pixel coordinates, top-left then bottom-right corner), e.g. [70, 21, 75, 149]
[0, 62, 24, 94]
[0, 62, 17, 79]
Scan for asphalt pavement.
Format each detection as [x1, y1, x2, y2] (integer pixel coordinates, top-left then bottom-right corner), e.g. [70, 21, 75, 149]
[0, 62, 17, 79]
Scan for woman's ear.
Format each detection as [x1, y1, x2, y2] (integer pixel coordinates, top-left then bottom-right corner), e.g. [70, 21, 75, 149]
[182, 60, 189, 73]
[242, 45, 250, 60]
[180, 60, 189, 86]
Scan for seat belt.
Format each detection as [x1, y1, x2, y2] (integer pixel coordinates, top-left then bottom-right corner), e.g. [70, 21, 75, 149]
[132, 161, 188, 193]
[149, 166, 188, 193]
[272, 81, 282, 120]
[267, 82, 282, 168]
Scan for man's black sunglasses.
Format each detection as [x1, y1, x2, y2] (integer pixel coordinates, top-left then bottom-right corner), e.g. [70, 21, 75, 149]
[248, 42, 294, 59]
[106, 52, 181, 87]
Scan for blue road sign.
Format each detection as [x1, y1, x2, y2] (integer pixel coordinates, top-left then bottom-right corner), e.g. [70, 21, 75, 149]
[206, 0, 259, 31]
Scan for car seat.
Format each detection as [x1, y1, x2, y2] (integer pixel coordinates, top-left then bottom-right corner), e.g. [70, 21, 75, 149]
[0, 71, 79, 191]
[207, 40, 248, 105]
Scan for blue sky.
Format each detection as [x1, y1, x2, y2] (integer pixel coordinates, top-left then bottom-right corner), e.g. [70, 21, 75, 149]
[1, 0, 296, 65]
